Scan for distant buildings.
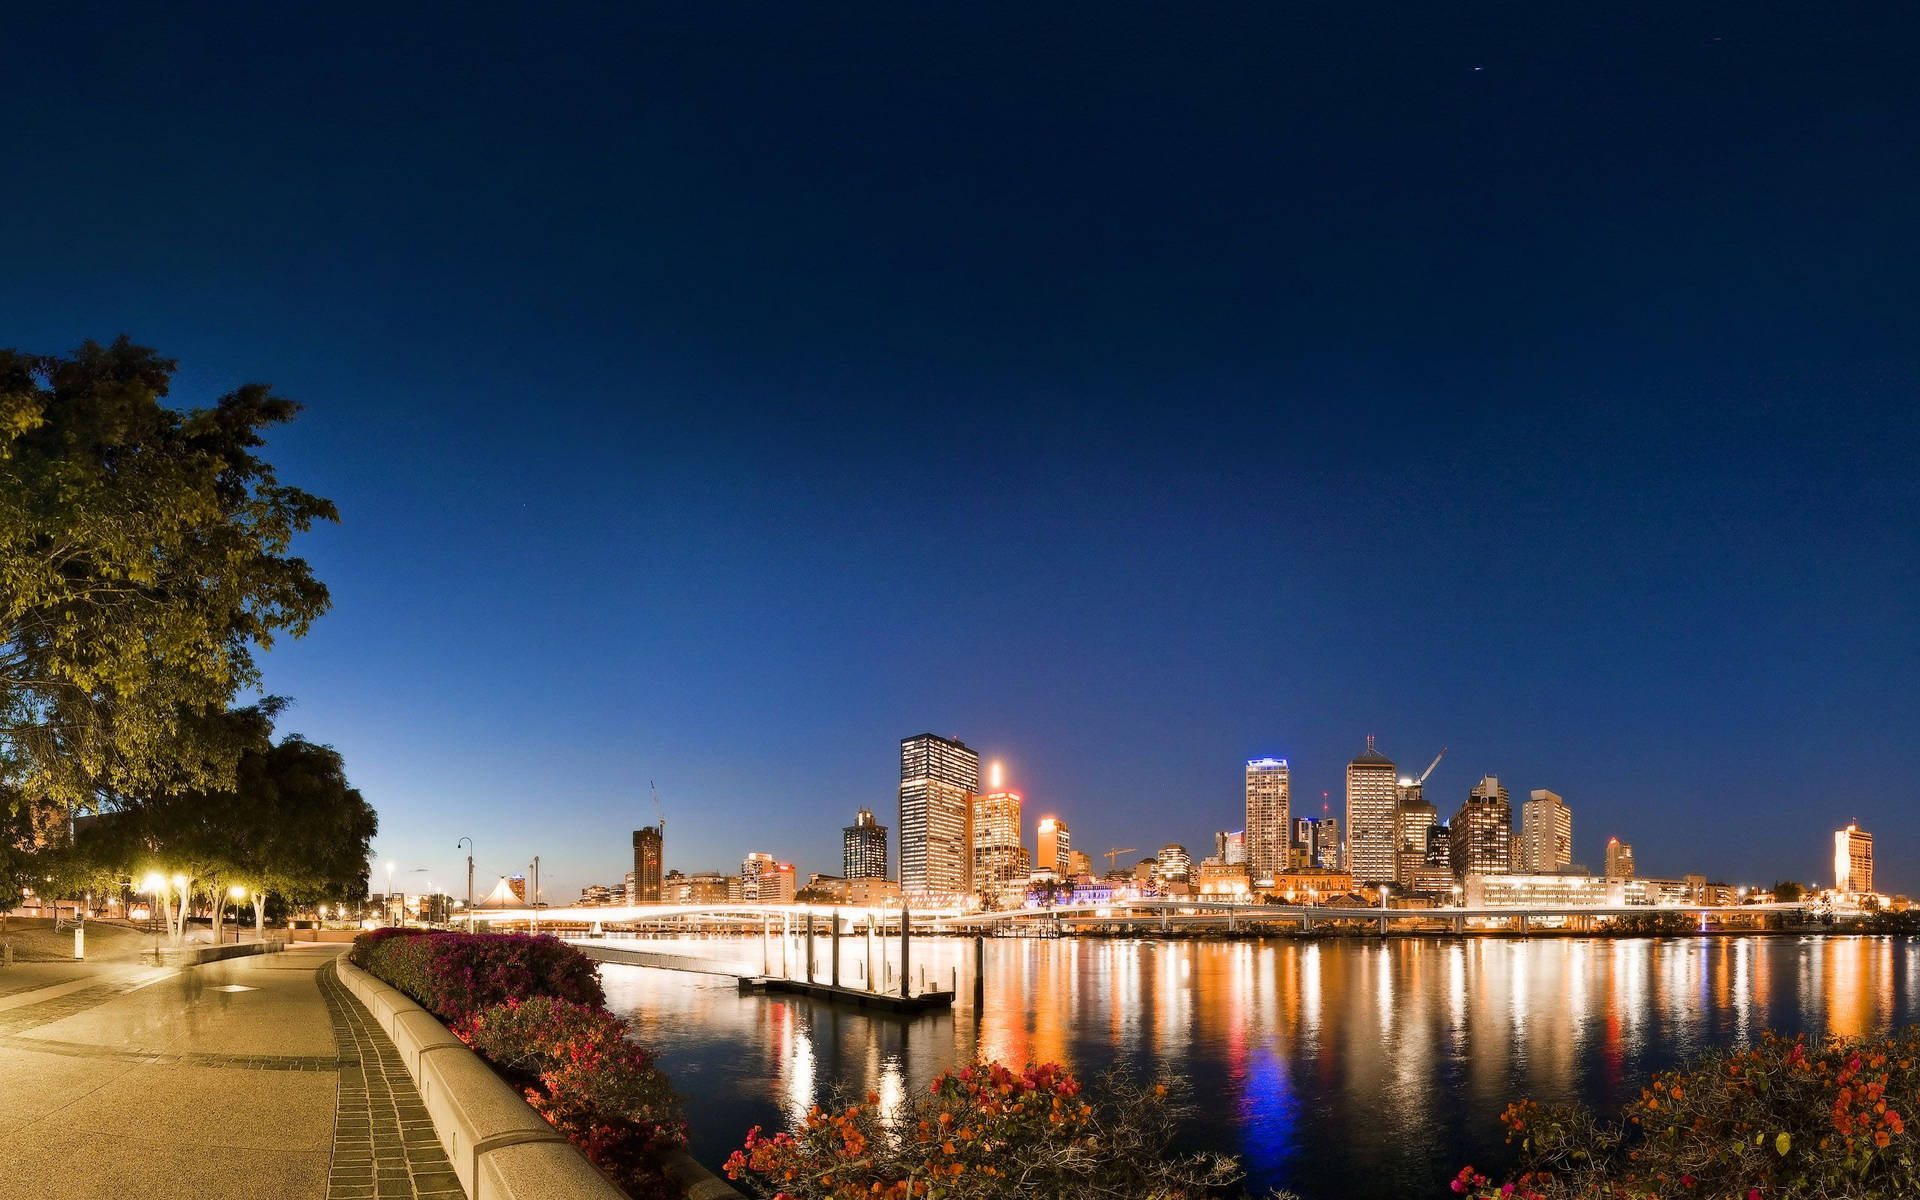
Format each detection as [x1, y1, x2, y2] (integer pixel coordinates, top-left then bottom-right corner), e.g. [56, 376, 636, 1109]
[1604, 837, 1636, 880]
[843, 809, 888, 880]
[1216, 828, 1246, 866]
[1346, 738, 1399, 886]
[507, 874, 527, 903]
[1244, 758, 1291, 883]
[577, 883, 617, 905]
[1518, 789, 1573, 874]
[760, 862, 796, 905]
[1835, 823, 1874, 893]
[1067, 849, 1093, 879]
[740, 851, 776, 902]
[632, 825, 663, 903]
[1036, 816, 1070, 876]
[1449, 776, 1512, 880]
[1394, 793, 1439, 891]
[1157, 843, 1192, 883]
[971, 771, 1027, 887]
[899, 733, 979, 897]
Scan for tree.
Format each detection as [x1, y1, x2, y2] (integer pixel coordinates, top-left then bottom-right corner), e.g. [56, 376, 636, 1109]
[1772, 879, 1804, 903]
[0, 794, 34, 931]
[0, 337, 336, 809]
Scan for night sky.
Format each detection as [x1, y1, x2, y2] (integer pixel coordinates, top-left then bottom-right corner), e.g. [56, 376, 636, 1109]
[5, 5, 1916, 898]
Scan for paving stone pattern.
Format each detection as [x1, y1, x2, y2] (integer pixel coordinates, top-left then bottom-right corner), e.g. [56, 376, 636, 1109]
[318, 966, 465, 1200]
[0, 975, 163, 1035]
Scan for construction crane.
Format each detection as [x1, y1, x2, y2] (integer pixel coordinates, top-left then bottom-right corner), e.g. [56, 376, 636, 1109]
[1102, 847, 1137, 875]
[1414, 747, 1448, 787]
[650, 780, 666, 837]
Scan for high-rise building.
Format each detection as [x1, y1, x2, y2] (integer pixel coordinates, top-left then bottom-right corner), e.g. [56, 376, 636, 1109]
[632, 825, 663, 903]
[761, 862, 796, 905]
[507, 874, 527, 903]
[1449, 775, 1513, 880]
[1519, 790, 1573, 874]
[1216, 829, 1247, 866]
[1245, 758, 1291, 883]
[1036, 816, 1070, 876]
[1393, 795, 1438, 889]
[1317, 816, 1342, 871]
[971, 782, 1026, 888]
[740, 851, 776, 902]
[1346, 738, 1399, 886]
[1157, 843, 1193, 882]
[1604, 837, 1635, 880]
[1067, 849, 1092, 879]
[843, 809, 889, 880]
[1835, 823, 1874, 894]
[899, 733, 980, 898]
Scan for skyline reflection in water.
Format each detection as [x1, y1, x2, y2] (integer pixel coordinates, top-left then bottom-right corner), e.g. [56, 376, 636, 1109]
[598, 935, 1920, 1200]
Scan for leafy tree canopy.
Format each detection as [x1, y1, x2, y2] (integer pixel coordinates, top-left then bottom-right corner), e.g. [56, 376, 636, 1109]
[0, 337, 336, 807]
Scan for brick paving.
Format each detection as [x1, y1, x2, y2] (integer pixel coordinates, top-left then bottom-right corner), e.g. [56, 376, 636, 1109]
[0, 972, 169, 1034]
[318, 964, 464, 1200]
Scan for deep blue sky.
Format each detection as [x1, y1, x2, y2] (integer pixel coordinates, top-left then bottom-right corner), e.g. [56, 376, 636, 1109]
[5, 4, 1916, 898]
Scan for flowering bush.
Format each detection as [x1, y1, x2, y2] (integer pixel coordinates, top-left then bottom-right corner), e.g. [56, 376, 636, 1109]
[1458, 1029, 1920, 1199]
[349, 929, 605, 1021]
[457, 996, 686, 1199]
[724, 1059, 1245, 1199]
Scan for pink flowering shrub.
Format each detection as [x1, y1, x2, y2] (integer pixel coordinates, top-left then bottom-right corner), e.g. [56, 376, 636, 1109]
[349, 929, 604, 1021]
[457, 996, 686, 1199]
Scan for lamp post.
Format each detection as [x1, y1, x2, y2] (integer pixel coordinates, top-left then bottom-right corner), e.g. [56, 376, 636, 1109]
[228, 884, 246, 943]
[457, 837, 475, 932]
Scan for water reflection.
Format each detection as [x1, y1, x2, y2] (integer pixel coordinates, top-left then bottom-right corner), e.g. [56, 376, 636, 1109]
[597, 935, 1920, 1200]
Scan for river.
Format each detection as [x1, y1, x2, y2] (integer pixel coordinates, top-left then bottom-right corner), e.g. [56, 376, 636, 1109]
[596, 934, 1920, 1199]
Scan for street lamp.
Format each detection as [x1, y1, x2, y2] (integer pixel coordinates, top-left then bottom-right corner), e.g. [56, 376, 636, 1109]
[228, 884, 246, 943]
[456, 837, 475, 931]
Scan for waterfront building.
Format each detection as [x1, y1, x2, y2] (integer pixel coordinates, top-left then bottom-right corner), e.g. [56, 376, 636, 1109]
[843, 808, 888, 880]
[1518, 790, 1573, 874]
[1465, 872, 1611, 908]
[1067, 849, 1093, 879]
[1266, 868, 1355, 904]
[761, 862, 796, 905]
[1198, 860, 1253, 899]
[1037, 816, 1070, 876]
[1604, 837, 1636, 879]
[899, 733, 980, 898]
[740, 851, 776, 902]
[1157, 843, 1193, 882]
[632, 825, 663, 903]
[842, 877, 901, 906]
[1346, 738, 1398, 886]
[577, 883, 616, 905]
[1835, 823, 1874, 894]
[1245, 757, 1291, 883]
[685, 872, 733, 904]
[971, 783, 1026, 888]
[1448, 776, 1512, 880]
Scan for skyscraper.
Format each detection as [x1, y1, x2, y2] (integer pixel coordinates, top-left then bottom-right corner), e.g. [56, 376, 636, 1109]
[1519, 789, 1573, 874]
[1448, 775, 1512, 880]
[843, 809, 888, 880]
[1346, 738, 1399, 886]
[1604, 837, 1635, 879]
[740, 851, 775, 902]
[971, 778, 1026, 888]
[1394, 795, 1438, 889]
[1036, 816, 1070, 876]
[899, 733, 980, 898]
[1244, 758, 1290, 883]
[1834, 823, 1873, 893]
[1157, 843, 1193, 882]
[1216, 829, 1247, 866]
[632, 826, 663, 903]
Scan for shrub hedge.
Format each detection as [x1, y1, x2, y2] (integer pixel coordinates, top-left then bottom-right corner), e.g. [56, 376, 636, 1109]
[348, 927, 605, 1021]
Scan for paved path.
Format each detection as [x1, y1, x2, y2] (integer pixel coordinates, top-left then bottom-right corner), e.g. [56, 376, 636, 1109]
[0, 945, 461, 1200]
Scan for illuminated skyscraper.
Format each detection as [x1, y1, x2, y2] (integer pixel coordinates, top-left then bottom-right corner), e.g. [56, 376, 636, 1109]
[1157, 843, 1193, 882]
[1216, 828, 1247, 865]
[740, 851, 776, 901]
[899, 733, 980, 897]
[632, 825, 663, 903]
[971, 773, 1026, 887]
[1244, 758, 1291, 883]
[1036, 816, 1070, 876]
[1519, 789, 1573, 874]
[1604, 837, 1635, 879]
[1346, 738, 1399, 886]
[843, 809, 888, 880]
[1448, 775, 1512, 880]
[1835, 823, 1873, 894]
[1393, 795, 1437, 888]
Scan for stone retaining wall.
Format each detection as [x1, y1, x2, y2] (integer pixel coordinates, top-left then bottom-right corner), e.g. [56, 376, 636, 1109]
[334, 957, 743, 1200]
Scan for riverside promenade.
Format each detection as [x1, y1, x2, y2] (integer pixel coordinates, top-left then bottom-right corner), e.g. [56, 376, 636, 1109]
[0, 943, 459, 1200]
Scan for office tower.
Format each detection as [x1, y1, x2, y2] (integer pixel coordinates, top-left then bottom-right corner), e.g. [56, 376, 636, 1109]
[1215, 829, 1246, 866]
[1394, 794, 1438, 888]
[507, 874, 527, 903]
[1067, 849, 1093, 878]
[1346, 737, 1399, 886]
[1448, 775, 1513, 880]
[899, 733, 980, 897]
[740, 851, 776, 902]
[1245, 758, 1291, 882]
[1519, 789, 1574, 874]
[1037, 816, 1070, 876]
[1289, 817, 1319, 866]
[632, 825, 663, 903]
[1157, 843, 1193, 882]
[1316, 817, 1342, 870]
[762, 862, 796, 905]
[1835, 823, 1874, 893]
[843, 809, 889, 880]
[1604, 837, 1635, 879]
[971, 784, 1026, 887]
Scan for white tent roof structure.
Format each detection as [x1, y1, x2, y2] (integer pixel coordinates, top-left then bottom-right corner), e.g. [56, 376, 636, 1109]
[473, 876, 524, 910]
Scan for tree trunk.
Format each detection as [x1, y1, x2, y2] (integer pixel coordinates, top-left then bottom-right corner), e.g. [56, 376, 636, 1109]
[207, 885, 223, 944]
[252, 895, 265, 941]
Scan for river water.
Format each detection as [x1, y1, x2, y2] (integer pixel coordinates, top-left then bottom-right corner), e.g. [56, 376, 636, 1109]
[596, 934, 1920, 1199]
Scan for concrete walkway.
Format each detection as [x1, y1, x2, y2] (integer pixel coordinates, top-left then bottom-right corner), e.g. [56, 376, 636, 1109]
[0, 945, 461, 1200]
